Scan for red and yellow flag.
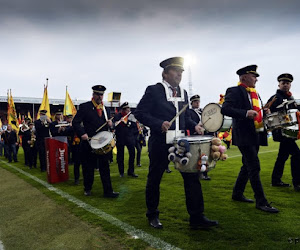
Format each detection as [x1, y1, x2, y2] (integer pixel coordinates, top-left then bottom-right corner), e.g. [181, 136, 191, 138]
[7, 89, 20, 132]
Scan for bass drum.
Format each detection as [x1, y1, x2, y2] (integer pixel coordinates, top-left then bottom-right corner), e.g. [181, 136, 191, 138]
[201, 103, 232, 133]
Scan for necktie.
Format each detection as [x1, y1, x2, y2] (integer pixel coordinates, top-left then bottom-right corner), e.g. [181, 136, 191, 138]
[171, 87, 177, 97]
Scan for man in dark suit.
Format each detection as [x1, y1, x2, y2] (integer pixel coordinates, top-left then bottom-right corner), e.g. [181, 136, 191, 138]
[3, 124, 18, 163]
[267, 73, 300, 190]
[135, 57, 218, 229]
[113, 102, 137, 177]
[72, 85, 119, 198]
[186, 94, 211, 180]
[50, 109, 67, 137]
[34, 110, 51, 172]
[221, 65, 279, 213]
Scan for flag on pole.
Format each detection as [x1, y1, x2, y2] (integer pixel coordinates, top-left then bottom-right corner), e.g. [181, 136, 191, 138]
[27, 111, 32, 121]
[18, 113, 22, 124]
[0, 118, 2, 130]
[7, 89, 20, 132]
[63, 86, 77, 116]
[37, 79, 51, 119]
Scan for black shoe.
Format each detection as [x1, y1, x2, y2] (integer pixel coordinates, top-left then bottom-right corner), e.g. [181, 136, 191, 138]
[190, 216, 219, 229]
[294, 185, 300, 192]
[201, 175, 211, 181]
[137, 164, 142, 167]
[149, 218, 163, 229]
[120, 173, 124, 177]
[74, 179, 79, 185]
[84, 190, 91, 196]
[256, 203, 279, 213]
[128, 173, 138, 178]
[104, 191, 119, 198]
[232, 195, 254, 203]
[165, 169, 172, 173]
[272, 181, 291, 187]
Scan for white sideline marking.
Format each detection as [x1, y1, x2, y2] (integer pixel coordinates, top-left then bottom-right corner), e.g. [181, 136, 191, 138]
[0, 160, 180, 250]
[0, 240, 4, 250]
[228, 150, 278, 159]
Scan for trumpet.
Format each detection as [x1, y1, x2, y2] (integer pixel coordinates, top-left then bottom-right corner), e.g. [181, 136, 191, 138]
[40, 115, 50, 127]
[30, 129, 36, 148]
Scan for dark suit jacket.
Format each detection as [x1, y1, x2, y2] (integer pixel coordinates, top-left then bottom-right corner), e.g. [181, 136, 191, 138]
[221, 85, 267, 146]
[134, 82, 196, 148]
[113, 112, 136, 146]
[73, 101, 111, 138]
[186, 108, 201, 134]
[34, 119, 50, 141]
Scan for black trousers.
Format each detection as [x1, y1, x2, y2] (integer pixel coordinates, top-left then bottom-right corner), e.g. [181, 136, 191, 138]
[23, 145, 29, 165]
[135, 140, 142, 165]
[272, 138, 300, 186]
[37, 139, 47, 171]
[80, 141, 113, 194]
[72, 144, 81, 181]
[28, 146, 37, 168]
[233, 145, 267, 206]
[146, 137, 204, 223]
[116, 143, 135, 175]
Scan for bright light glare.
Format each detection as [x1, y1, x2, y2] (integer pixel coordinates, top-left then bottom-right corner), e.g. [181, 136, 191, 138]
[184, 54, 196, 67]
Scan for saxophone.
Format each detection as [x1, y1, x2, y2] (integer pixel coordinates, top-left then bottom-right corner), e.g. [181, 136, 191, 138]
[30, 129, 36, 148]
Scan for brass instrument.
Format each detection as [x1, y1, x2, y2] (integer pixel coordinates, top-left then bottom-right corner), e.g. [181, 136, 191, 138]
[20, 121, 29, 132]
[40, 115, 49, 127]
[30, 129, 36, 148]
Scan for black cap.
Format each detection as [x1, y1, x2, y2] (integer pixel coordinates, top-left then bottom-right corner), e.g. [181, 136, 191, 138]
[190, 95, 200, 102]
[66, 114, 73, 118]
[29, 122, 34, 125]
[24, 117, 31, 122]
[55, 109, 63, 115]
[236, 65, 259, 77]
[277, 73, 293, 82]
[92, 85, 106, 94]
[160, 57, 184, 71]
[120, 102, 129, 109]
[39, 109, 47, 115]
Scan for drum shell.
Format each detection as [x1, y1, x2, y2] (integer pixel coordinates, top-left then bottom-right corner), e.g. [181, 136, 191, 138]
[173, 135, 217, 173]
[201, 103, 232, 133]
[89, 131, 116, 155]
[282, 125, 299, 139]
[264, 109, 298, 130]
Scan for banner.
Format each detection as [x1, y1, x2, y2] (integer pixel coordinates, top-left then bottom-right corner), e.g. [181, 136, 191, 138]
[37, 82, 51, 119]
[7, 90, 20, 132]
[63, 86, 77, 116]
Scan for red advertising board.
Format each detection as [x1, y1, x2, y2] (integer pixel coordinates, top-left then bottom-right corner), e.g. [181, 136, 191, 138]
[45, 137, 69, 183]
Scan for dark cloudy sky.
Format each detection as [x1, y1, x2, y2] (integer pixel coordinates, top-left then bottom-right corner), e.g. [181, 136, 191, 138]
[1, 0, 300, 106]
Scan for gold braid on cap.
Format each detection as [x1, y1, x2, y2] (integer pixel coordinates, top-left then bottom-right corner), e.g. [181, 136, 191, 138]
[93, 90, 104, 94]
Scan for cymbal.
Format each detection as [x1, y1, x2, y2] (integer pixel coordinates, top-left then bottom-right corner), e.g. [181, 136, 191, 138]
[276, 99, 295, 109]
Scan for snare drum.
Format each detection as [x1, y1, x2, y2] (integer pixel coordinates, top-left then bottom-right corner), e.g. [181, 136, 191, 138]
[89, 131, 116, 155]
[173, 135, 217, 173]
[282, 125, 299, 139]
[201, 103, 232, 132]
[264, 109, 298, 130]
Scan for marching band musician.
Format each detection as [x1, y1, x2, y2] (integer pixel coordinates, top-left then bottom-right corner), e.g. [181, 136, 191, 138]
[268, 73, 300, 191]
[135, 57, 218, 229]
[19, 117, 32, 167]
[34, 109, 51, 172]
[3, 124, 18, 163]
[186, 94, 211, 180]
[64, 114, 75, 165]
[221, 65, 279, 213]
[27, 122, 37, 169]
[50, 109, 67, 137]
[113, 102, 138, 178]
[72, 85, 119, 198]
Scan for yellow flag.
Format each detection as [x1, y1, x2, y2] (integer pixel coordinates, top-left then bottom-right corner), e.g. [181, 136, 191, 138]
[0, 118, 2, 130]
[8, 90, 20, 132]
[63, 87, 77, 116]
[37, 85, 51, 119]
[27, 111, 32, 121]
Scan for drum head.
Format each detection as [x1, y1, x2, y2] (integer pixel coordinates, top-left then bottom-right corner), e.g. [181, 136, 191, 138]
[174, 135, 213, 143]
[90, 131, 113, 149]
[201, 103, 224, 132]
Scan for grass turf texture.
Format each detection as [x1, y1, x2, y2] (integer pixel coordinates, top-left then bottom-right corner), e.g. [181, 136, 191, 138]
[1, 139, 300, 249]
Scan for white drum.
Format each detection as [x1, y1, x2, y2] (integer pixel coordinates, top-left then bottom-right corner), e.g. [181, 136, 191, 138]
[264, 109, 298, 130]
[89, 131, 116, 155]
[173, 135, 217, 173]
[201, 103, 232, 132]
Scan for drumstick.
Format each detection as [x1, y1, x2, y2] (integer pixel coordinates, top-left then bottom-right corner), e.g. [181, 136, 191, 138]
[95, 117, 114, 133]
[257, 96, 277, 113]
[169, 104, 189, 126]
